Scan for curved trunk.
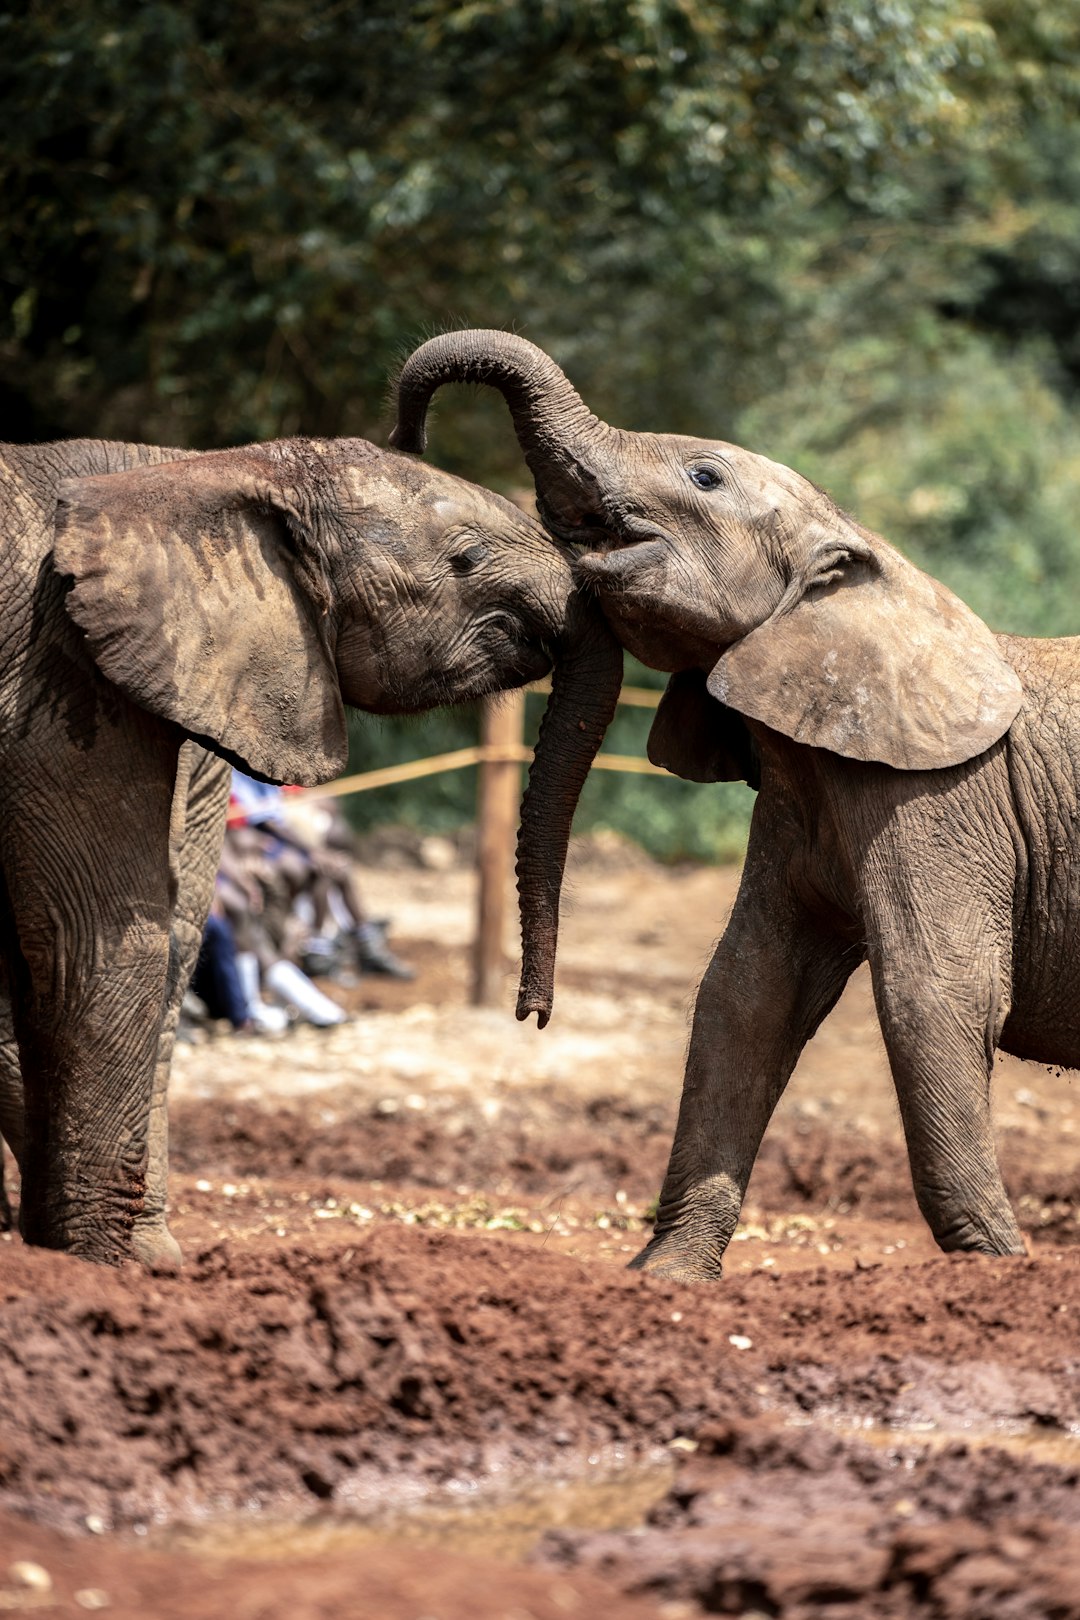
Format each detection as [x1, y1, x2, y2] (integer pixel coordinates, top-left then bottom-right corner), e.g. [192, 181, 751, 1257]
[390, 331, 626, 1022]
[515, 589, 623, 1026]
[390, 331, 616, 516]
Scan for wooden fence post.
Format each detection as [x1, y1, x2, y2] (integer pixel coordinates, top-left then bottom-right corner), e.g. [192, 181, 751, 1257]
[472, 692, 527, 1006]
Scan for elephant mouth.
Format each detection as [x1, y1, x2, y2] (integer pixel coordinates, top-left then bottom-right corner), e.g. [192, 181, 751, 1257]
[536, 493, 613, 551]
[491, 642, 554, 688]
[574, 529, 670, 594]
[539, 494, 674, 558]
[493, 612, 563, 677]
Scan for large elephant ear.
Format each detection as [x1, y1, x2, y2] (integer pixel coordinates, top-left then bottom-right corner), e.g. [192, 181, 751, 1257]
[647, 669, 757, 784]
[707, 534, 1023, 770]
[53, 446, 348, 785]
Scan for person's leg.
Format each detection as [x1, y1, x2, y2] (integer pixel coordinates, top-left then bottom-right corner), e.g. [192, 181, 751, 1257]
[192, 911, 251, 1028]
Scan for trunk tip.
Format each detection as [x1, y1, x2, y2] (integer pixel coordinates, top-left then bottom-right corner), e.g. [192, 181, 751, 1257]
[388, 424, 426, 454]
[516, 995, 552, 1029]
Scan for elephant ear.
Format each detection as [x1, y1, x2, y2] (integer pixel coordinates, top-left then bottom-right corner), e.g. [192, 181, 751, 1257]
[647, 669, 757, 784]
[53, 445, 347, 785]
[707, 533, 1023, 770]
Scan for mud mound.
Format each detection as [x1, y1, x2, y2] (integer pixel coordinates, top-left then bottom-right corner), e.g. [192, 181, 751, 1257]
[543, 1418, 1080, 1618]
[0, 1226, 751, 1531]
[3, 1228, 1079, 1535]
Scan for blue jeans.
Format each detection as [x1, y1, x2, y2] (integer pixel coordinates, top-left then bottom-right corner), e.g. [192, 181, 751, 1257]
[191, 912, 249, 1028]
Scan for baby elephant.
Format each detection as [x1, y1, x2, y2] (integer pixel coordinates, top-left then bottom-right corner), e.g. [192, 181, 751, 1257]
[394, 330, 1080, 1281]
[0, 435, 621, 1265]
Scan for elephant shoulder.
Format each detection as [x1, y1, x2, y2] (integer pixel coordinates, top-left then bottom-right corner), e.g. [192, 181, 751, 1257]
[994, 632, 1080, 710]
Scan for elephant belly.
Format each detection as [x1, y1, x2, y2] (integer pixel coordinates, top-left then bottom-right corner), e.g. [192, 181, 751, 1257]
[1002, 945, 1080, 1069]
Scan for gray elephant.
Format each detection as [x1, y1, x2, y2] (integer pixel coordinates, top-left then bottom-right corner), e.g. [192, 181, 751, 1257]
[0, 434, 621, 1266]
[392, 330, 1079, 1282]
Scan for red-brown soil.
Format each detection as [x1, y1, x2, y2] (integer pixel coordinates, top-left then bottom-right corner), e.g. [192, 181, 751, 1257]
[2, 849, 1079, 1618]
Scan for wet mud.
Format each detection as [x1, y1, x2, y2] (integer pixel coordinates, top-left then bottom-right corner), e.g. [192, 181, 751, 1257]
[1, 857, 1079, 1618]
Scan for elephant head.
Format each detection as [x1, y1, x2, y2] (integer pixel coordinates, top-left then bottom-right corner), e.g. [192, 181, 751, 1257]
[54, 435, 623, 1023]
[391, 332, 1023, 778]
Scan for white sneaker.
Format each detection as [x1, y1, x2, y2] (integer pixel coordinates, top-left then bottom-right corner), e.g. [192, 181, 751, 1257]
[264, 958, 349, 1027]
[250, 1001, 290, 1034]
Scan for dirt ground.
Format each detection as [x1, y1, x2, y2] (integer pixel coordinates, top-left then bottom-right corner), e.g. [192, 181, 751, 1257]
[2, 838, 1079, 1619]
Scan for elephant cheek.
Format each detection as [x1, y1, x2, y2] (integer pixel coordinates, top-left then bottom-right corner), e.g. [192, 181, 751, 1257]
[597, 603, 703, 674]
[334, 623, 395, 711]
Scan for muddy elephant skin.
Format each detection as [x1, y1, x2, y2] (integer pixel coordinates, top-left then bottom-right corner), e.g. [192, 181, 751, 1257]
[0, 435, 621, 1265]
[392, 330, 1080, 1281]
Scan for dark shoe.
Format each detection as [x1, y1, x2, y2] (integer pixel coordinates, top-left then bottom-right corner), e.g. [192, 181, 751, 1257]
[300, 934, 343, 979]
[355, 921, 415, 980]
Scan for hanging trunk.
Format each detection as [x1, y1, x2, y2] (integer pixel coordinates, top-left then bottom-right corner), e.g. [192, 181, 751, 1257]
[516, 589, 623, 1025]
[391, 331, 619, 519]
[391, 331, 626, 1021]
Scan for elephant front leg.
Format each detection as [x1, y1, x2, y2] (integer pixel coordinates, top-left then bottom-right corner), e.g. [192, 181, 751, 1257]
[5, 729, 179, 1264]
[630, 863, 860, 1283]
[13, 913, 173, 1263]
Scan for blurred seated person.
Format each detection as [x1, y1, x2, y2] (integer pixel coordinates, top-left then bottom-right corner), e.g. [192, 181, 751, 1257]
[228, 769, 414, 980]
[190, 898, 258, 1031]
[191, 877, 343, 1034]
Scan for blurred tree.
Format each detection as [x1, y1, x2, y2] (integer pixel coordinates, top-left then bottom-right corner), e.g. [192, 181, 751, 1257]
[2, 0, 1037, 445]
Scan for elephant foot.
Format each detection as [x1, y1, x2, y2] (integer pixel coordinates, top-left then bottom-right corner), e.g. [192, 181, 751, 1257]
[916, 1189, 1026, 1258]
[131, 1217, 183, 1272]
[627, 1233, 724, 1283]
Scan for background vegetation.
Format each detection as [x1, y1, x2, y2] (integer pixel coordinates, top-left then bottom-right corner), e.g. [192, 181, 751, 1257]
[4, 1, 1080, 859]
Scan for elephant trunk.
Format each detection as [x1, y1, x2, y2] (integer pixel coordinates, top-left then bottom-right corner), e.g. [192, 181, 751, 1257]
[390, 330, 625, 1021]
[516, 588, 623, 1026]
[390, 331, 617, 518]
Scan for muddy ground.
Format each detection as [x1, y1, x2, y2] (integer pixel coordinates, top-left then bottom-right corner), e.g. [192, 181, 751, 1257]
[1, 840, 1079, 1618]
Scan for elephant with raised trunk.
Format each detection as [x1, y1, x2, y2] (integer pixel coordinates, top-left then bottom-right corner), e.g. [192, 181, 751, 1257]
[0, 434, 621, 1265]
[392, 329, 1080, 1282]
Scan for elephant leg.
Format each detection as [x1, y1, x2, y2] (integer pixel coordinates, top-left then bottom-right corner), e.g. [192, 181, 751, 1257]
[0, 969, 23, 1231]
[868, 915, 1023, 1257]
[629, 844, 860, 1283]
[3, 727, 178, 1264]
[131, 744, 231, 1269]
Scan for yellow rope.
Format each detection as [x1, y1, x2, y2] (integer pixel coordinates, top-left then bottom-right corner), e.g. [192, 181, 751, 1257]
[528, 680, 661, 708]
[287, 684, 668, 800]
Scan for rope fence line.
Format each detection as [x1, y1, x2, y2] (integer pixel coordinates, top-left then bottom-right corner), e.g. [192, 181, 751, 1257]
[274, 682, 669, 1007]
[288, 682, 666, 802]
[526, 679, 664, 709]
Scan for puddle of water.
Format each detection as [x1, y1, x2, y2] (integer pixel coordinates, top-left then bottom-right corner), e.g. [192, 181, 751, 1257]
[152, 1456, 676, 1565]
[823, 1416, 1080, 1467]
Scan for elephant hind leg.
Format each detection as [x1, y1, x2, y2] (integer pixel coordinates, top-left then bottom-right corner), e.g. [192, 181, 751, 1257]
[870, 935, 1023, 1257]
[132, 744, 232, 1271]
[0, 954, 23, 1231]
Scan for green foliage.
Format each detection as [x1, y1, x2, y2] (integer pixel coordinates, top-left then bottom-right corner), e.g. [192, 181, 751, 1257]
[345, 704, 480, 836]
[6, 0, 1062, 448]
[741, 338, 1080, 637]
[5, 0, 1080, 858]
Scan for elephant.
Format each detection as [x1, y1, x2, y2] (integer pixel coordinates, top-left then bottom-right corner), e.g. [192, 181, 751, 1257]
[0, 433, 621, 1265]
[391, 329, 1080, 1282]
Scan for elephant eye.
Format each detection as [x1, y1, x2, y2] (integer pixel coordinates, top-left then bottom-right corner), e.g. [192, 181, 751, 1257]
[450, 542, 489, 574]
[688, 465, 724, 491]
